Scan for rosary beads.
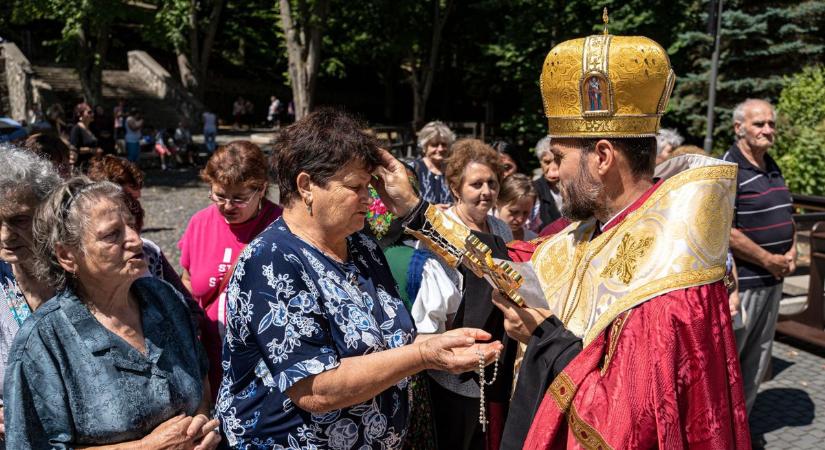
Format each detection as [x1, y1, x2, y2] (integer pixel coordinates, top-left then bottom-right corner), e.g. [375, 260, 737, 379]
[477, 350, 500, 433]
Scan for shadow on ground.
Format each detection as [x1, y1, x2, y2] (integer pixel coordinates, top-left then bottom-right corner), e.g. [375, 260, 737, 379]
[750, 387, 814, 447]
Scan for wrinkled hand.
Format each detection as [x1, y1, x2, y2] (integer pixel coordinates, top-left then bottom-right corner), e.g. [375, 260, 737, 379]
[729, 290, 741, 317]
[419, 328, 503, 374]
[491, 290, 553, 344]
[140, 414, 196, 450]
[763, 253, 791, 279]
[785, 250, 797, 277]
[371, 148, 419, 217]
[192, 416, 221, 450]
[185, 414, 221, 450]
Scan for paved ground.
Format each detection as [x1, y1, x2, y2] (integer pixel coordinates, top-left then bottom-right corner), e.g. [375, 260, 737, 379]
[752, 337, 825, 449]
[139, 169, 824, 449]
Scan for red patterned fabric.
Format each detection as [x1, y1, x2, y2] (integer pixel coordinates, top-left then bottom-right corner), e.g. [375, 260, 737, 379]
[522, 281, 750, 449]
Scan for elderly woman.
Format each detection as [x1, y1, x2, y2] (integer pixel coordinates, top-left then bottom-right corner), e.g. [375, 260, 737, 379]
[655, 128, 684, 164]
[178, 140, 283, 399]
[412, 121, 456, 206]
[530, 135, 562, 233]
[4, 177, 220, 449]
[0, 146, 62, 444]
[217, 109, 501, 449]
[444, 139, 513, 242]
[87, 155, 196, 312]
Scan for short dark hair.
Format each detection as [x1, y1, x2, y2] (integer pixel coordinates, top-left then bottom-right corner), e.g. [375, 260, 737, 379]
[272, 108, 380, 205]
[580, 137, 656, 177]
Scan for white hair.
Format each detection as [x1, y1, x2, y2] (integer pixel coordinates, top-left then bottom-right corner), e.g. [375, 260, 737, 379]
[0, 144, 62, 203]
[733, 98, 775, 124]
[656, 128, 683, 155]
[416, 121, 456, 151]
[535, 135, 552, 159]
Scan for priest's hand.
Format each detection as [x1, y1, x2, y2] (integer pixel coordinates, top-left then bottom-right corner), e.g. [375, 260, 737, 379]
[372, 148, 420, 218]
[492, 290, 553, 344]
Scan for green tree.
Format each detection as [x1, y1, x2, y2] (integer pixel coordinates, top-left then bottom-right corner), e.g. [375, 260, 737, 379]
[774, 66, 825, 196]
[11, 0, 129, 106]
[151, 0, 225, 101]
[669, 0, 825, 153]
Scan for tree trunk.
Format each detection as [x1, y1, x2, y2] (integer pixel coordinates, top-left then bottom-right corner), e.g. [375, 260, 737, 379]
[75, 21, 109, 106]
[405, 0, 453, 128]
[175, 0, 224, 101]
[279, 0, 329, 120]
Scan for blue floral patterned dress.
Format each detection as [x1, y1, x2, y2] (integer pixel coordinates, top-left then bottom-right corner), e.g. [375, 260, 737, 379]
[217, 217, 417, 449]
[412, 159, 454, 205]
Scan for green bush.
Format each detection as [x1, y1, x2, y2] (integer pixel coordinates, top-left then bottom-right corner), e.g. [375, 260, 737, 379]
[775, 66, 825, 196]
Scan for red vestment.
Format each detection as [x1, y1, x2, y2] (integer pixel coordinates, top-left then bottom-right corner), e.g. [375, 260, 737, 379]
[516, 182, 751, 449]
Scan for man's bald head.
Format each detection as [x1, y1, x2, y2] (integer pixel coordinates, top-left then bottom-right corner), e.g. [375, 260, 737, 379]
[733, 99, 776, 153]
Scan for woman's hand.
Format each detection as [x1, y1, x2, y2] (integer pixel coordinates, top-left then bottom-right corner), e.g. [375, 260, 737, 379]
[139, 414, 197, 450]
[186, 414, 221, 450]
[491, 290, 553, 344]
[418, 328, 503, 374]
[372, 148, 419, 217]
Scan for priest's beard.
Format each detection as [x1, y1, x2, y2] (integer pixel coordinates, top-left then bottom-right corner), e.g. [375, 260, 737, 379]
[559, 157, 608, 222]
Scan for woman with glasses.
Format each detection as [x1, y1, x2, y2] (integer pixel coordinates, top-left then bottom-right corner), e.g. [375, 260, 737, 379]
[412, 121, 456, 206]
[178, 140, 282, 400]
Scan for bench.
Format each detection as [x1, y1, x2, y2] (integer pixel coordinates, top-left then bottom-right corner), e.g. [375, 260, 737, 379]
[775, 221, 825, 346]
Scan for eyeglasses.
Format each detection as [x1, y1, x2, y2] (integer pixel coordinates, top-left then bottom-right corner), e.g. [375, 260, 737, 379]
[428, 142, 449, 148]
[208, 189, 261, 207]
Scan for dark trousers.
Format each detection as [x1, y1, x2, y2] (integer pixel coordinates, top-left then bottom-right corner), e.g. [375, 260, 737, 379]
[428, 376, 483, 450]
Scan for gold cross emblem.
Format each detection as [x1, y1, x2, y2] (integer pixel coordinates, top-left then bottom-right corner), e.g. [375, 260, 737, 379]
[600, 233, 654, 285]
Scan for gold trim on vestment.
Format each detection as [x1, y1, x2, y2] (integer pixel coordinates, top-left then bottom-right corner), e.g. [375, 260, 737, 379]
[568, 403, 614, 450]
[532, 160, 737, 345]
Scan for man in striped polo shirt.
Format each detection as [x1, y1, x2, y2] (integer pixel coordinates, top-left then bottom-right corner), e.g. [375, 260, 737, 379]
[723, 98, 796, 414]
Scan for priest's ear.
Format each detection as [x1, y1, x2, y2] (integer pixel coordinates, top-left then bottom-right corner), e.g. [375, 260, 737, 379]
[592, 139, 618, 176]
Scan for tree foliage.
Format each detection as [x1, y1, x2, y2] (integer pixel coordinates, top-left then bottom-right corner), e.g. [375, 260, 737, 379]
[774, 66, 825, 196]
[669, 0, 825, 153]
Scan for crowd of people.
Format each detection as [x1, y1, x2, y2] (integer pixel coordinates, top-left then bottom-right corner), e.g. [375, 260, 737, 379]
[0, 26, 798, 450]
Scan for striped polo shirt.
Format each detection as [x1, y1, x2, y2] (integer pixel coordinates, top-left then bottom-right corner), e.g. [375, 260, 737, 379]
[722, 144, 794, 289]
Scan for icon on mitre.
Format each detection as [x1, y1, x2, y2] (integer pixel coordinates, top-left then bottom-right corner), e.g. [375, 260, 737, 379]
[581, 74, 610, 114]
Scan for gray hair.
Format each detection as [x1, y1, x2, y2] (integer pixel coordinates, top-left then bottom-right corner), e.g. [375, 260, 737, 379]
[732, 98, 775, 124]
[32, 177, 128, 291]
[0, 144, 61, 205]
[535, 135, 552, 159]
[417, 121, 456, 151]
[656, 128, 683, 155]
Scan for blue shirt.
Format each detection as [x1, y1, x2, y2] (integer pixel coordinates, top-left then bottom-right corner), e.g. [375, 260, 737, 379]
[3, 277, 208, 449]
[722, 144, 794, 289]
[217, 217, 416, 449]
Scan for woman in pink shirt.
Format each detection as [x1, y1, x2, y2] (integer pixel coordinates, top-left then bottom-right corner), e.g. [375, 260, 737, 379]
[178, 140, 282, 399]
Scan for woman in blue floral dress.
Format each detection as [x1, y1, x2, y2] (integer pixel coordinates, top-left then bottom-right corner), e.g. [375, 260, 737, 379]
[217, 109, 502, 449]
[411, 121, 456, 206]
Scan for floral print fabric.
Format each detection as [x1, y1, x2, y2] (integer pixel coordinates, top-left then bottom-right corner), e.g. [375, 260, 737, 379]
[412, 158, 454, 205]
[217, 217, 416, 449]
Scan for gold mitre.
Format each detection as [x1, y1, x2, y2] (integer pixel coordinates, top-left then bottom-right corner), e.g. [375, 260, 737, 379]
[539, 12, 676, 138]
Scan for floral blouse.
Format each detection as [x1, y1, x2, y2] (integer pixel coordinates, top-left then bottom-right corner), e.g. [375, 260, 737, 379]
[217, 217, 417, 449]
[0, 261, 31, 406]
[412, 158, 454, 205]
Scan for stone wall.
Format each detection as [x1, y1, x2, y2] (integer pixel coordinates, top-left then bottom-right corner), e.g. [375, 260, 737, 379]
[128, 50, 202, 121]
[1, 42, 34, 121]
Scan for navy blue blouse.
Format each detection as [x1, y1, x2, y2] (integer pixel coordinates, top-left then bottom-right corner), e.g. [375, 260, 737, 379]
[412, 158, 454, 205]
[217, 217, 417, 449]
[3, 277, 208, 449]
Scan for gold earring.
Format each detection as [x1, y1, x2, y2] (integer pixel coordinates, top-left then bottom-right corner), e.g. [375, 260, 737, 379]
[305, 199, 313, 216]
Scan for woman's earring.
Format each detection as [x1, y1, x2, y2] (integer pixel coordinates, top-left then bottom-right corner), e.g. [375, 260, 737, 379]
[305, 199, 313, 216]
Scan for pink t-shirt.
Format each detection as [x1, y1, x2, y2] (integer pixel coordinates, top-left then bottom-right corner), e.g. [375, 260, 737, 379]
[179, 200, 282, 308]
[178, 200, 282, 399]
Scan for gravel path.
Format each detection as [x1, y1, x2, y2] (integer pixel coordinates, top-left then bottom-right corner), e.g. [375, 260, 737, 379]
[140, 168, 210, 273]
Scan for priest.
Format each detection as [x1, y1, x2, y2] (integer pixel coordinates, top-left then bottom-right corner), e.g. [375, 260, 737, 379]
[373, 18, 751, 450]
[492, 27, 751, 449]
